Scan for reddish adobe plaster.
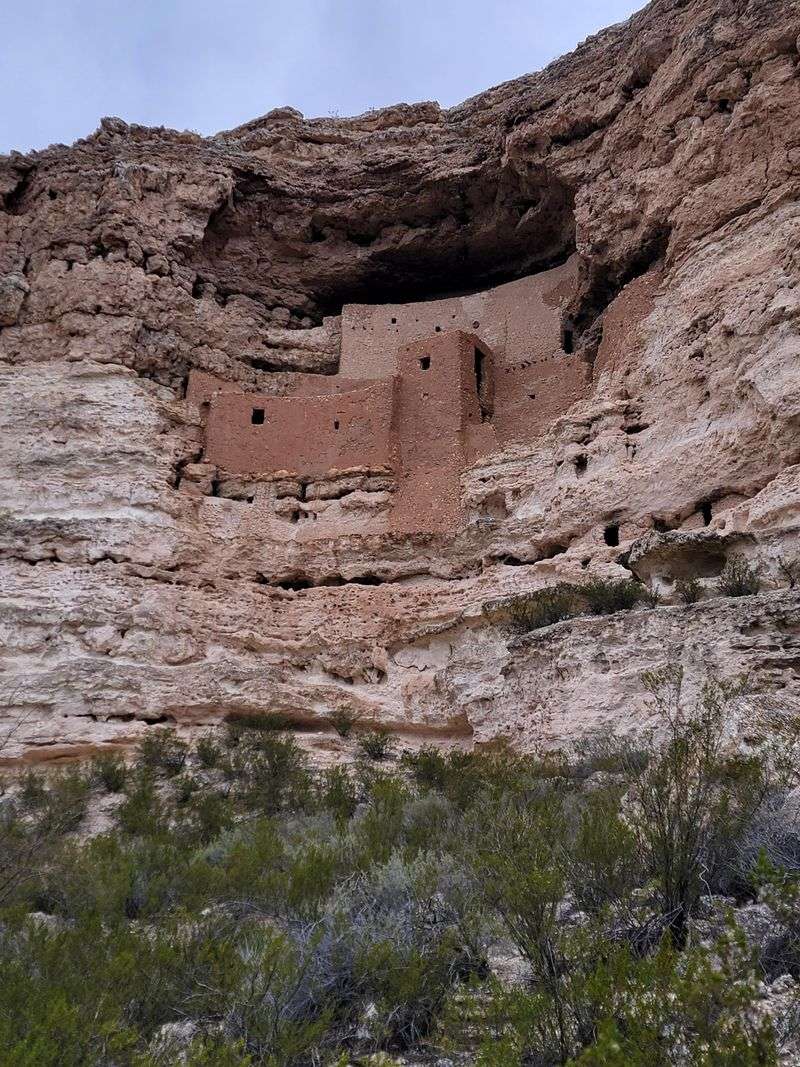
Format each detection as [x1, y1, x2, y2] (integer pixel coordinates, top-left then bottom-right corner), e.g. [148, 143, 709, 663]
[188, 260, 591, 533]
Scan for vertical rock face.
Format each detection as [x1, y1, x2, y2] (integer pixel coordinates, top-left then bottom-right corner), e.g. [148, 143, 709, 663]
[1, 0, 799, 761]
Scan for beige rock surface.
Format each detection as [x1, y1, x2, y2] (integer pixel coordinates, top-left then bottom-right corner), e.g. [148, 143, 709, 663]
[1, 0, 799, 761]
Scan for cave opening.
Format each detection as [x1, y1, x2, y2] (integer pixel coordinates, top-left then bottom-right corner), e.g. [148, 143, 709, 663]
[604, 523, 620, 547]
[191, 165, 577, 324]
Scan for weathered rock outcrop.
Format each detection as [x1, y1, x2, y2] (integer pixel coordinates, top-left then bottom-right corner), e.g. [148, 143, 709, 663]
[1, 0, 799, 761]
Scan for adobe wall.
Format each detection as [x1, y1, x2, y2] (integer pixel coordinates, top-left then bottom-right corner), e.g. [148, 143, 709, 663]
[339, 254, 580, 379]
[391, 331, 496, 532]
[203, 379, 395, 478]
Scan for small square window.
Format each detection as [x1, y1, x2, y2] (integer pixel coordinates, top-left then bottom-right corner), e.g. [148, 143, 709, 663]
[334, 419, 340, 430]
[419, 356, 431, 371]
[251, 408, 265, 425]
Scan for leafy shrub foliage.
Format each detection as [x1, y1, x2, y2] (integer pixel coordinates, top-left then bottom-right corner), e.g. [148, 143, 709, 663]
[357, 727, 397, 761]
[327, 706, 363, 738]
[719, 554, 761, 597]
[503, 577, 658, 633]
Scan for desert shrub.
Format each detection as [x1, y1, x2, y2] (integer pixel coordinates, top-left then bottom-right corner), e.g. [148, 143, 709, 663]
[195, 733, 222, 768]
[719, 555, 761, 597]
[638, 585, 661, 608]
[504, 578, 655, 633]
[459, 931, 777, 1066]
[327, 706, 362, 738]
[506, 584, 579, 632]
[36, 769, 92, 835]
[569, 786, 639, 912]
[235, 734, 314, 815]
[116, 770, 168, 837]
[469, 788, 569, 972]
[675, 575, 703, 604]
[318, 765, 359, 822]
[3, 662, 796, 1065]
[357, 727, 397, 762]
[93, 752, 128, 792]
[580, 577, 649, 615]
[777, 555, 800, 589]
[226, 711, 291, 734]
[335, 852, 487, 1047]
[623, 666, 772, 945]
[17, 769, 47, 809]
[137, 728, 188, 776]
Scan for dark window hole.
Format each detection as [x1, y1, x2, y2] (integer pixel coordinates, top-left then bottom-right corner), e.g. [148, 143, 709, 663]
[561, 325, 574, 354]
[604, 523, 620, 547]
[334, 419, 340, 430]
[419, 356, 431, 370]
[575, 454, 588, 475]
[252, 408, 265, 425]
[699, 501, 712, 526]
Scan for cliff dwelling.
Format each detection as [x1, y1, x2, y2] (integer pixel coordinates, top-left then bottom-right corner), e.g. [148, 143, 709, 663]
[186, 255, 588, 534]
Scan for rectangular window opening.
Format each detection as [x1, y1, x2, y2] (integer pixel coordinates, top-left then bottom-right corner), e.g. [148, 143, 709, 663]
[419, 355, 431, 371]
[251, 408, 265, 425]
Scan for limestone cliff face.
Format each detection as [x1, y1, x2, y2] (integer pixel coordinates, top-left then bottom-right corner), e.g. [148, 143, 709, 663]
[1, 0, 799, 762]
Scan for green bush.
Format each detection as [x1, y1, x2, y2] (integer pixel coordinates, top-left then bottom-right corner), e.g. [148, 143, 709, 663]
[195, 733, 222, 768]
[506, 584, 580, 632]
[357, 728, 397, 762]
[93, 753, 128, 792]
[719, 555, 761, 597]
[580, 577, 649, 615]
[502, 578, 656, 634]
[0, 663, 793, 1065]
[225, 711, 291, 734]
[675, 576, 702, 604]
[136, 728, 188, 776]
[327, 706, 362, 738]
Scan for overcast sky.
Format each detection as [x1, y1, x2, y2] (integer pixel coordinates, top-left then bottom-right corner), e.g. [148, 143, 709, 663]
[1, 0, 644, 155]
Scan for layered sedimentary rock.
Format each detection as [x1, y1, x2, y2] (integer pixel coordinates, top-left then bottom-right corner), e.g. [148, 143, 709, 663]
[1, 0, 799, 761]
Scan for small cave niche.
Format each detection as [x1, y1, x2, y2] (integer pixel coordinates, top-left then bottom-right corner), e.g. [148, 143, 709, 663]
[539, 542, 568, 560]
[603, 522, 620, 547]
[561, 322, 575, 354]
[698, 500, 713, 526]
[419, 355, 431, 370]
[334, 419, 340, 430]
[251, 408, 265, 425]
[574, 454, 588, 477]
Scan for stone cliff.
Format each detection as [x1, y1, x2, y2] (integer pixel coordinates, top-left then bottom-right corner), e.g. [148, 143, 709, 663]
[1, 0, 799, 762]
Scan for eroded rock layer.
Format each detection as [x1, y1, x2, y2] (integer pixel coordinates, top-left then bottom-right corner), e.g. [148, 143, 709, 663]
[1, 0, 799, 760]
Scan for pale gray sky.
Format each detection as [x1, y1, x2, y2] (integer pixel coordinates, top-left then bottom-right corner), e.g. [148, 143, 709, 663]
[1, 0, 644, 155]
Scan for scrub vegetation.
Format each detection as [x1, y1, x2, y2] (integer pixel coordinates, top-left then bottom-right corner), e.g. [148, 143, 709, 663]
[2, 667, 800, 1065]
